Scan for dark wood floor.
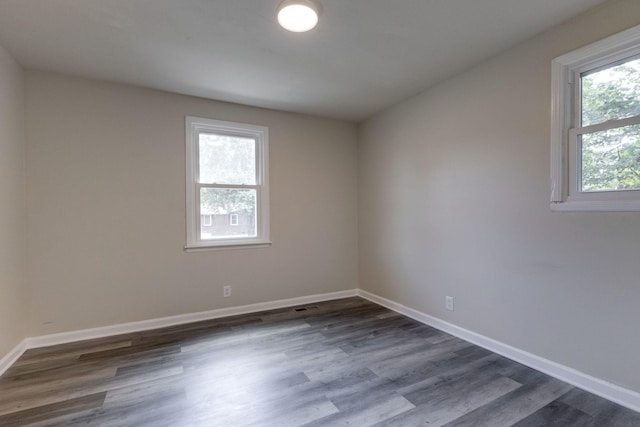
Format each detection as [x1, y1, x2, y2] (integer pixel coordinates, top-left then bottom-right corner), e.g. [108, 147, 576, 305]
[0, 298, 638, 426]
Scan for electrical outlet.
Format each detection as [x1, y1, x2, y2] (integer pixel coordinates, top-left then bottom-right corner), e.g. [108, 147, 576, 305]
[446, 296, 454, 311]
[223, 285, 232, 298]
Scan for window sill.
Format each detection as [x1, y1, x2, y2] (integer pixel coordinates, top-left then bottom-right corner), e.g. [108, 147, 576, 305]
[184, 241, 272, 252]
[551, 200, 640, 212]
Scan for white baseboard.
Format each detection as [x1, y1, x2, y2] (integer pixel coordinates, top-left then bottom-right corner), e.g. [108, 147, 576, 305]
[357, 289, 640, 413]
[25, 289, 358, 349]
[0, 289, 357, 376]
[0, 339, 28, 375]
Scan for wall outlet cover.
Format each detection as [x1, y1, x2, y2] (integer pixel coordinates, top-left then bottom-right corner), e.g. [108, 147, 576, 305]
[446, 296, 454, 311]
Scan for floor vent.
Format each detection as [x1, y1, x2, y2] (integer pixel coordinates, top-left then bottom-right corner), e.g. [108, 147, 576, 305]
[294, 305, 319, 312]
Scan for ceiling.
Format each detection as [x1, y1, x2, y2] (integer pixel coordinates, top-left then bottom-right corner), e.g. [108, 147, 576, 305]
[0, 0, 607, 121]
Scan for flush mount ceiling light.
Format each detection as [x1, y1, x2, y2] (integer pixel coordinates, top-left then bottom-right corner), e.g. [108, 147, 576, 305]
[277, 0, 320, 33]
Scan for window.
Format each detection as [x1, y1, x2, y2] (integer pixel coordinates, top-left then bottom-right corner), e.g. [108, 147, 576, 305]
[551, 24, 640, 211]
[186, 116, 270, 249]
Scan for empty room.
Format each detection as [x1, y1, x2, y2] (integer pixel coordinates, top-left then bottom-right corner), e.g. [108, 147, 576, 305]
[1, 0, 640, 425]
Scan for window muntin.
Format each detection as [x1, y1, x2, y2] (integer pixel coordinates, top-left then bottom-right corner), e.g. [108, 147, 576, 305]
[551, 24, 640, 211]
[186, 116, 270, 249]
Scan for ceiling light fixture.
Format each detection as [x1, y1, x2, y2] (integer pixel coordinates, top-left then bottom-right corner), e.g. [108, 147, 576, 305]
[277, 0, 320, 33]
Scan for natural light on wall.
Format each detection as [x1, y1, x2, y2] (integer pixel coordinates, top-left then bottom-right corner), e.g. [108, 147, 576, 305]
[277, 0, 320, 32]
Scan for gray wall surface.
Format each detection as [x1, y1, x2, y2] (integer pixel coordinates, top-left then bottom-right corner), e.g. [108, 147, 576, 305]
[25, 71, 359, 336]
[0, 44, 26, 358]
[358, 0, 640, 392]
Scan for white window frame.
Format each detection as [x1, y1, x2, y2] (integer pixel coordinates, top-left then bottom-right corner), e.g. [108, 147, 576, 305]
[185, 116, 270, 250]
[551, 24, 640, 212]
[229, 213, 239, 226]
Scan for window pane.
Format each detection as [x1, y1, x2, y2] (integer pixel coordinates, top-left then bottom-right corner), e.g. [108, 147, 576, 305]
[200, 188, 257, 239]
[581, 124, 640, 192]
[199, 133, 256, 185]
[581, 57, 640, 126]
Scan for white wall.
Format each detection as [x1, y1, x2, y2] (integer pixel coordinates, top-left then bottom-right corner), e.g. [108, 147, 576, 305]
[0, 45, 26, 358]
[359, 0, 640, 392]
[25, 71, 358, 336]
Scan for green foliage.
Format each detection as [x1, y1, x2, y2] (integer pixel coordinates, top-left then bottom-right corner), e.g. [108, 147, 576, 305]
[200, 188, 256, 215]
[581, 61, 640, 192]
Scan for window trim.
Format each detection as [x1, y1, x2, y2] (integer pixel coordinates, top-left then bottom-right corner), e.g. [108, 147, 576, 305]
[229, 213, 239, 226]
[551, 24, 640, 212]
[185, 116, 270, 250]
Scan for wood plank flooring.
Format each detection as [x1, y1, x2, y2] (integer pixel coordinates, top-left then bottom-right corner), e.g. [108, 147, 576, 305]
[0, 297, 638, 426]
